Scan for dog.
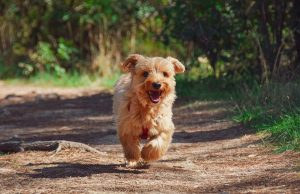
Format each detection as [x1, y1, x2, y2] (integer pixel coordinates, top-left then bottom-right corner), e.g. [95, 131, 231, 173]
[113, 54, 185, 166]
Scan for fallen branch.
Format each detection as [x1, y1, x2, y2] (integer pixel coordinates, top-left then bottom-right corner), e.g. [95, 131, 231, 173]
[0, 140, 103, 155]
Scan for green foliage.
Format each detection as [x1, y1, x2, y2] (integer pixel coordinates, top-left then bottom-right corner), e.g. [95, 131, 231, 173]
[233, 107, 264, 124]
[99, 72, 121, 89]
[57, 38, 78, 62]
[28, 72, 87, 87]
[263, 112, 300, 152]
[0, 0, 299, 83]
[234, 81, 300, 152]
[5, 71, 117, 89]
[176, 75, 241, 100]
[235, 109, 300, 152]
[37, 42, 56, 64]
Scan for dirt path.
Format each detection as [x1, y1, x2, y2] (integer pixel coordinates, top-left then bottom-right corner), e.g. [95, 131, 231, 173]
[0, 84, 299, 193]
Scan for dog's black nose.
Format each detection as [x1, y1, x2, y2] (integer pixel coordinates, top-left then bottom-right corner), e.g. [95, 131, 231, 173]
[152, 82, 161, 89]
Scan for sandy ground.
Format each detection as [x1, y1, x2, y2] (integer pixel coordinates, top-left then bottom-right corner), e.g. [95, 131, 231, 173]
[0, 83, 299, 194]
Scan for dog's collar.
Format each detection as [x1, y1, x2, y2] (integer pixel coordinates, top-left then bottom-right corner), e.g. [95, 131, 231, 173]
[127, 102, 131, 112]
[127, 102, 149, 139]
[140, 127, 149, 139]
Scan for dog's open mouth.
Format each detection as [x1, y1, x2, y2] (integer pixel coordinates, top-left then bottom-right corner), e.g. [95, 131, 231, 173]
[148, 90, 161, 104]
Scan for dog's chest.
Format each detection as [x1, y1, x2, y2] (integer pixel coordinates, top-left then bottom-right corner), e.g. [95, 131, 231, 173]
[124, 100, 172, 132]
[139, 108, 170, 129]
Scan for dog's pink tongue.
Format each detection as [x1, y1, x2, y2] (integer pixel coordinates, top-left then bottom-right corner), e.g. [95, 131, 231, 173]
[149, 91, 160, 103]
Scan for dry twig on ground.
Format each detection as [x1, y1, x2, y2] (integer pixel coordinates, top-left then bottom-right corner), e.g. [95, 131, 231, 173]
[0, 140, 102, 155]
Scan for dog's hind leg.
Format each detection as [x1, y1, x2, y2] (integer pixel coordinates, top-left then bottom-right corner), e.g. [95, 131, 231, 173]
[119, 134, 141, 165]
[141, 131, 173, 162]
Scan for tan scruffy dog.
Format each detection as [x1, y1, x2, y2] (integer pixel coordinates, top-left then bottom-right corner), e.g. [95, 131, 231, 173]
[113, 54, 185, 166]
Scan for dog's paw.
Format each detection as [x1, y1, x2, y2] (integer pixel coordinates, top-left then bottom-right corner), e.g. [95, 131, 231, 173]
[141, 144, 162, 162]
[125, 161, 150, 169]
[126, 161, 139, 168]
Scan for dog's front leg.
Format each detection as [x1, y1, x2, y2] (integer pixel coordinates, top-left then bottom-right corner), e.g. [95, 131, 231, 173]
[119, 134, 141, 165]
[141, 130, 173, 162]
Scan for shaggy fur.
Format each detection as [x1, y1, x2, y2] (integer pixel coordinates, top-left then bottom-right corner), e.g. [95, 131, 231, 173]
[113, 54, 185, 166]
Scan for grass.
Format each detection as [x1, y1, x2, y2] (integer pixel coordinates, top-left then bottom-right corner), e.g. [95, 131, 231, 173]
[263, 112, 300, 152]
[3, 71, 120, 89]
[176, 76, 238, 100]
[177, 75, 300, 152]
[233, 81, 300, 152]
[234, 109, 300, 152]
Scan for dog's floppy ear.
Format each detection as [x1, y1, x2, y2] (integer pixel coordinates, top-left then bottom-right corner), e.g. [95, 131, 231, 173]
[166, 56, 185, 74]
[120, 54, 144, 73]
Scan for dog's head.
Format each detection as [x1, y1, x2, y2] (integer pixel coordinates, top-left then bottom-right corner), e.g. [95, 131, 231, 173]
[120, 54, 185, 106]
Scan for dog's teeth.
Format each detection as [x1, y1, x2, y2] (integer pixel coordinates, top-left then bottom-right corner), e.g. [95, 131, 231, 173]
[148, 90, 161, 103]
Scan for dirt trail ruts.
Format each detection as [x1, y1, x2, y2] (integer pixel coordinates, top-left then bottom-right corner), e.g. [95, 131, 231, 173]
[0, 84, 299, 193]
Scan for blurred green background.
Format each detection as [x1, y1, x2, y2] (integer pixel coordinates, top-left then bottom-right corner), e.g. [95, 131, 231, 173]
[0, 0, 299, 151]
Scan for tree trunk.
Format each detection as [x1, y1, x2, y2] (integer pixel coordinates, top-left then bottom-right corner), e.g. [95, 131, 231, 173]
[293, 0, 300, 70]
[257, 0, 286, 82]
[258, 0, 272, 82]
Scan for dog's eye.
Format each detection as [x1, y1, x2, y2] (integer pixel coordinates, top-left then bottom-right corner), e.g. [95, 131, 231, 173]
[163, 72, 169, 77]
[143, 71, 149, 77]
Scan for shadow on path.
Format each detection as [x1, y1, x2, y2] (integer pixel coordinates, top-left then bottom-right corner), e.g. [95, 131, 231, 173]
[24, 162, 142, 178]
[174, 125, 253, 143]
[0, 91, 254, 145]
